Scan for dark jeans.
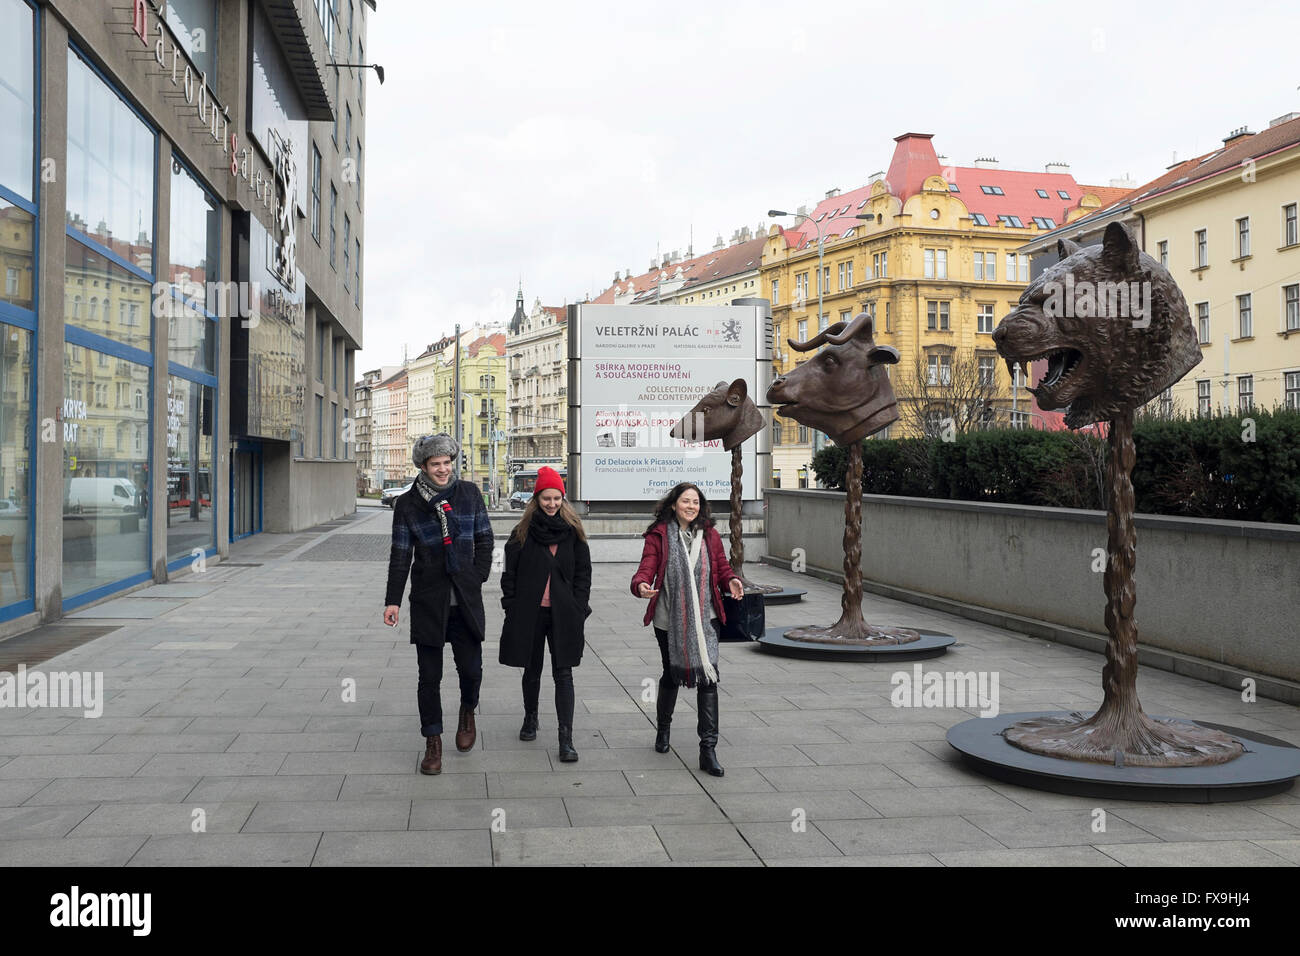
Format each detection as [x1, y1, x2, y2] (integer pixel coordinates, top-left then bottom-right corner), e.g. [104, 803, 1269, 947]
[415, 606, 482, 736]
[653, 626, 719, 747]
[522, 607, 575, 728]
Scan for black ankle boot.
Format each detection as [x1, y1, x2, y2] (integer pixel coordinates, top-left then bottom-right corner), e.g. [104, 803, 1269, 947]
[557, 724, 579, 762]
[697, 683, 723, 776]
[519, 711, 538, 741]
[655, 677, 678, 753]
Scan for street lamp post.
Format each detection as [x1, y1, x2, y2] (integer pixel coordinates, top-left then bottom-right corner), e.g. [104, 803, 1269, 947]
[769, 207, 827, 461]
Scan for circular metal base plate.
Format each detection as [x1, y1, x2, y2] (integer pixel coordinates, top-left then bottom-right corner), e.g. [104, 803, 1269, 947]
[757, 626, 955, 661]
[761, 588, 807, 605]
[947, 711, 1300, 802]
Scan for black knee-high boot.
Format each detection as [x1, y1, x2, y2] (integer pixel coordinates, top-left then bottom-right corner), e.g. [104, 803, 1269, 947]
[655, 675, 678, 753]
[697, 682, 723, 776]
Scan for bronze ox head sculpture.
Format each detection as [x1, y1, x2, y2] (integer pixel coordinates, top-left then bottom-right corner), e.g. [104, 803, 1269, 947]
[992, 221, 1201, 428]
[669, 378, 764, 451]
[766, 312, 900, 445]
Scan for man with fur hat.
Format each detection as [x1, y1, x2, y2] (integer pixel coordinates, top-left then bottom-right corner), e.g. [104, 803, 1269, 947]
[383, 433, 495, 775]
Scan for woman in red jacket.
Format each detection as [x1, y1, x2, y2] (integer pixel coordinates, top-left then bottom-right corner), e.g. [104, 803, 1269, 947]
[631, 482, 743, 776]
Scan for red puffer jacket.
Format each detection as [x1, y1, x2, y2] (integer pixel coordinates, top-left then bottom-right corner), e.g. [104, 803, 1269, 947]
[630, 521, 739, 627]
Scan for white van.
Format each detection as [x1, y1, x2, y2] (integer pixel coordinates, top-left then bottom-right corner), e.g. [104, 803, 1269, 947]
[66, 477, 139, 514]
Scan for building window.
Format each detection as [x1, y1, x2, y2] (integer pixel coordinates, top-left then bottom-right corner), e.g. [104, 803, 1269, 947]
[923, 248, 947, 279]
[970, 213, 988, 226]
[354, 238, 361, 305]
[974, 251, 985, 280]
[1196, 302, 1210, 343]
[873, 252, 887, 277]
[329, 184, 338, 268]
[318, 322, 326, 381]
[977, 303, 994, 334]
[1234, 216, 1250, 258]
[771, 278, 778, 304]
[1195, 229, 1208, 268]
[1285, 203, 1298, 247]
[343, 215, 351, 289]
[771, 420, 782, 445]
[1197, 379, 1211, 416]
[1005, 253, 1016, 281]
[1237, 375, 1254, 411]
[1237, 294, 1252, 338]
[838, 262, 845, 290]
[884, 301, 891, 332]
[797, 319, 807, 341]
[1018, 254, 1029, 281]
[797, 425, 809, 443]
[977, 355, 995, 386]
[926, 301, 950, 331]
[979, 185, 1004, 196]
[311, 144, 322, 241]
[927, 353, 952, 385]
[168, 159, 219, 374]
[1284, 371, 1300, 410]
[1159, 387, 1173, 418]
[846, 261, 853, 287]
[316, 394, 324, 457]
[821, 265, 829, 294]
[1035, 188, 1049, 199]
[1057, 190, 1070, 200]
[1285, 284, 1300, 332]
[1032, 217, 1056, 229]
[1157, 240, 1168, 268]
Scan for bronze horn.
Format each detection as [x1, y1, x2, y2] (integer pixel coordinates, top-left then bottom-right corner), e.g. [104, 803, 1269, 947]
[787, 312, 874, 353]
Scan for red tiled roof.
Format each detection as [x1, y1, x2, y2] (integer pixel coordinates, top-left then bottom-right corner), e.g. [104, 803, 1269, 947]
[591, 239, 762, 304]
[376, 368, 407, 389]
[467, 333, 506, 357]
[1135, 114, 1300, 204]
[541, 305, 566, 324]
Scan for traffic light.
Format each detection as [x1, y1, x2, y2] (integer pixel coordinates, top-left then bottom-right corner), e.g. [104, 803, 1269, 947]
[460, 452, 468, 473]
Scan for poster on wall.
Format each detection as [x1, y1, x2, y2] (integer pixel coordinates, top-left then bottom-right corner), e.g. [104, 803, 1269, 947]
[574, 304, 764, 501]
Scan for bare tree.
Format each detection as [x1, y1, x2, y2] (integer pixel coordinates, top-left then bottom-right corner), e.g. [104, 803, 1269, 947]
[892, 349, 1005, 439]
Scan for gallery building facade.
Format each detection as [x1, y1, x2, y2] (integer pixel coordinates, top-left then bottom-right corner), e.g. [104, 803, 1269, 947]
[1, 0, 368, 635]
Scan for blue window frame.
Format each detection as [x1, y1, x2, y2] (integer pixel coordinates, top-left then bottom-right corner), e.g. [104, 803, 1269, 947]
[62, 42, 159, 610]
[0, 0, 39, 620]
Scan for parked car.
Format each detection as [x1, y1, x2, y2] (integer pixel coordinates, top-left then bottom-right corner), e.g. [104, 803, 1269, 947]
[381, 483, 413, 507]
[509, 491, 531, 510]
[66, 477, 138, 515]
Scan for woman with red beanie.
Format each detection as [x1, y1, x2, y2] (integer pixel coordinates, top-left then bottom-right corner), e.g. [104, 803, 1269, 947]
[499, 467, 592, 762]
[631, 482, 743, 776]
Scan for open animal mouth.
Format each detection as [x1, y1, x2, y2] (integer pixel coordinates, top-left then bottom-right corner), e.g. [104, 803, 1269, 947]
[1007, 348, 1082, 395]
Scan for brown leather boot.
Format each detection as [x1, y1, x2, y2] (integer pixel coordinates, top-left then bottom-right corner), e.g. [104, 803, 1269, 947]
[455, 706, 477, 752]
[420, 735, 442, 775]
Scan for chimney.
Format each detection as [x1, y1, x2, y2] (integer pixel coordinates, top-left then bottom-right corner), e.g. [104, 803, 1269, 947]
[740, 225, 752, 241]
[1109, 174, 1137, 188]
[1044, 161, 1070, 174]
[1270, 112, 1300, 128]
[1222, 126, 1254, 146]
[650, 256, 659, 271]
[825, 187, 841, 199]
[973, 156, 999, 169]
[713, 235, 724, 251]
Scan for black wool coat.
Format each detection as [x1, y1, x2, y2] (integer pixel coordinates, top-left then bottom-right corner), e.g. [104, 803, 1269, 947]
[498, 526, 592, 669]
[385, 480, 495, 647]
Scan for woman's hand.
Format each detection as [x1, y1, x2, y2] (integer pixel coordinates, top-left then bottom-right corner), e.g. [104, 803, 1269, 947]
[383, 605, 400, 627]
[637, 582, 659, 599]
[728, 579, 744, 600]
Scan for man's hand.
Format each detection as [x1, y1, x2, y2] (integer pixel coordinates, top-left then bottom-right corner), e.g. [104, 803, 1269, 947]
[383, 605, 400, 627]
[728, 579, 744, 600]
[637, 582, 658, 600]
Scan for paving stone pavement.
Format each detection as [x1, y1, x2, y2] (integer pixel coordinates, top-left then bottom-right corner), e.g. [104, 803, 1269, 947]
[0, 507, 1296, 866]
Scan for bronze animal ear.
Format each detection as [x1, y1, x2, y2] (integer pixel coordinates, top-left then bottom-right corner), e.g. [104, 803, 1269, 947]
[726, 378, 747, 407]
[869, 345, 900, 365]
[1102, 221, 1141, 273]
[1057, 237, 1083, 259]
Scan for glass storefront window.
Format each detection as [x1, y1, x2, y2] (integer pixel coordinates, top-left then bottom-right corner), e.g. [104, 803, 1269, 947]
[0, 0, 34, 201]
[62, 346, 150, 600]
[0, 199, 35, 312]
[65, 235, 152, 353]
[167, 160, 218, 372]
[66, 48, 156, 256]
[0, 322, 31, 603]
[166, 375, 213, 562]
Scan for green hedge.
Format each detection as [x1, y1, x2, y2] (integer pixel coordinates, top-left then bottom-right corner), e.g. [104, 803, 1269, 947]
[808, 408, 1300, 524]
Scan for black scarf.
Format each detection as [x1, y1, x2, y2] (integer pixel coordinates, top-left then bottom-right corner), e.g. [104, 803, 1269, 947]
[414, 471, 460, 574]
[528, 510, 572, 546]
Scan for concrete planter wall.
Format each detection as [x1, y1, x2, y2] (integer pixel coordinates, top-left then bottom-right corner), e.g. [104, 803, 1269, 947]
[765, 489, 1299, 692]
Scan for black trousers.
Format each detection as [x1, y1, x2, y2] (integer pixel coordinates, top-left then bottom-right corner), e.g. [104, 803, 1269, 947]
[653, 626, 719, 747]
[522, 607, 575, 728]
[415, 606, 482, 736]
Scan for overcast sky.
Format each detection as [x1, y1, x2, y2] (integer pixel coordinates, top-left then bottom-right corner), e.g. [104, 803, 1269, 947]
[357, 0, 1299, 370]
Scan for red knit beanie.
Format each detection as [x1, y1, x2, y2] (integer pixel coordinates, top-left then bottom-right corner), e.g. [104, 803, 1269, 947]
[534, 466, 565, 497]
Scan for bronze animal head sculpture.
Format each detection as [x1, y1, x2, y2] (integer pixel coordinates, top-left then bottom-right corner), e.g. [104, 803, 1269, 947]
[669, 378, 764, 451]
[766, 313, 900, 445]
[992, 221, 1201, 428]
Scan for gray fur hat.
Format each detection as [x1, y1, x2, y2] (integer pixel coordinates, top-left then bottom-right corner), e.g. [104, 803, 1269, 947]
[412, 433, 460, 469]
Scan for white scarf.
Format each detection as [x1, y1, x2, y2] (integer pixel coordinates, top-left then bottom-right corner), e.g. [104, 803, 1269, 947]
[680, 527, 719, 685]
